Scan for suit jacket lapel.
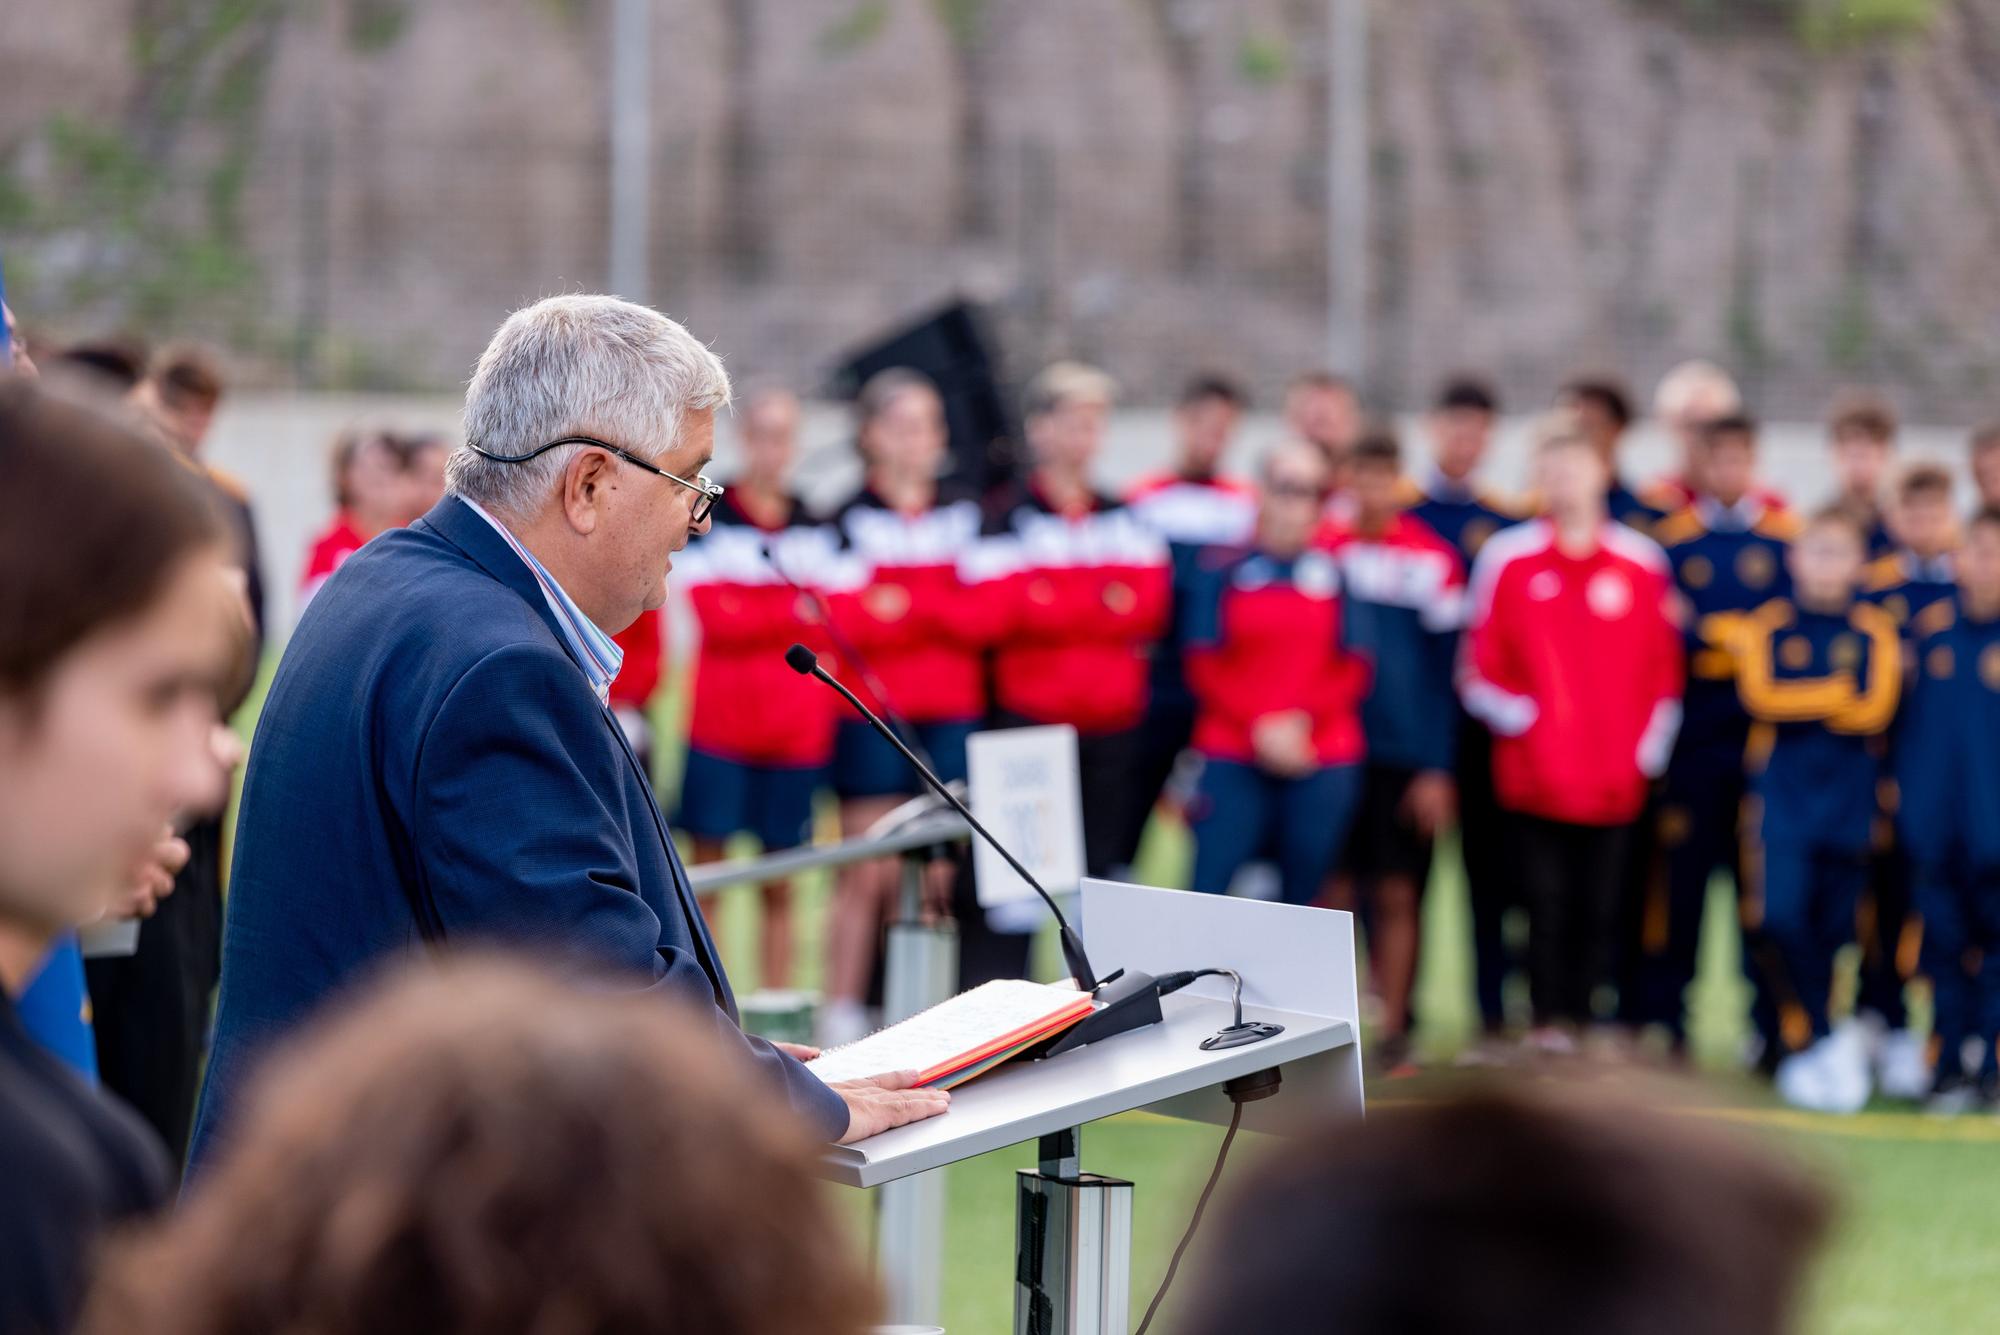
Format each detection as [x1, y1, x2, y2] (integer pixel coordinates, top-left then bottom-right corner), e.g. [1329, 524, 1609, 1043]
[599, 705, 737, 1019]
[420, 494, 737, 1017]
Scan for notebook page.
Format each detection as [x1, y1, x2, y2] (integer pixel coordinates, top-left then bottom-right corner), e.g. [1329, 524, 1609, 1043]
[806, 978, 1091, 1085]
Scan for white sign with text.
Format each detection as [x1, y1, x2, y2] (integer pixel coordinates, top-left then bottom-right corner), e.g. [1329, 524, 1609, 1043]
[967, 725, 1086, 918]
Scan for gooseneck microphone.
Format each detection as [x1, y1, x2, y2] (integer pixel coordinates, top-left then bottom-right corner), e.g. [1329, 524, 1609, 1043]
[785, 643, 1099, 992]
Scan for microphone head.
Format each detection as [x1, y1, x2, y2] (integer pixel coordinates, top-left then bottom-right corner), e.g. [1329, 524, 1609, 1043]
[784, 643, 818, 676]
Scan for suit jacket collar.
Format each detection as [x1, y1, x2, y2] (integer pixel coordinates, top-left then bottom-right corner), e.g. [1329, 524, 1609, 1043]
[418, 495, 578, 664]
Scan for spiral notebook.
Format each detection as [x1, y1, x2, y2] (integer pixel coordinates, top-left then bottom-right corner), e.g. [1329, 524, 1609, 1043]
[806, 979, 1096, 1090]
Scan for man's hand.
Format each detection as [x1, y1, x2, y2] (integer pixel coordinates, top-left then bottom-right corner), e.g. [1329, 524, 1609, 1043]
[115, 824, 189, 920]
[1251, 711, 1316, 778]
[833, 1069, 951, 1144]
[1401, 770, 1458, 839]
[773, 1041, 822, 1062]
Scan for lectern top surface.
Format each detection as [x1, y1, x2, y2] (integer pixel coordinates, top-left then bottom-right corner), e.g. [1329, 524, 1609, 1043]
[818, 993, 1354, 1189]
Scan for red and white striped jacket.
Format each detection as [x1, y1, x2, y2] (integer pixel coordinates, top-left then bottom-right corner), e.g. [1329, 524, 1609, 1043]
[967, 480, 1172, 735]
[673, 492, 836, 766]
[815, 486, 993, 725]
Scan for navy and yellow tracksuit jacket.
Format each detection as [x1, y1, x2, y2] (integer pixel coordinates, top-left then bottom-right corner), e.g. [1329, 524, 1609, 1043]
[1899, 596, 2000, 873]
[1655, 501, 1801, 777]
[1735, 596, 1902, 854]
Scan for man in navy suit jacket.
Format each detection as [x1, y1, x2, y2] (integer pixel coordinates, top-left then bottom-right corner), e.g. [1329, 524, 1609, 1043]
[190, 297, 948, 1169]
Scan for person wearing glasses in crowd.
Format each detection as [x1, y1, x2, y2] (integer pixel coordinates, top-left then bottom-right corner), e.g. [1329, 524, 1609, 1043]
[1181, 440, 1366, 908]
[191, 296, 950, 1171]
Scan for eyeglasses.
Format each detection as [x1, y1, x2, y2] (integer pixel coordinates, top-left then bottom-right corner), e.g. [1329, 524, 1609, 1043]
[467, 435, 724, 524]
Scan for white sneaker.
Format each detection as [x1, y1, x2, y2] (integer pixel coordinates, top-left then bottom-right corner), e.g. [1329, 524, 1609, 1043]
[1822, 1022, 1875, 1112]
[1776, 1048, 1828, 1110]
[1875, 1027, 1932, 1101]
[1777, 1026, 1873, 1114]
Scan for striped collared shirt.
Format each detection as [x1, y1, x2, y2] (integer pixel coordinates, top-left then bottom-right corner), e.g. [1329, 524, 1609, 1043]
[461, 497, 624, 705]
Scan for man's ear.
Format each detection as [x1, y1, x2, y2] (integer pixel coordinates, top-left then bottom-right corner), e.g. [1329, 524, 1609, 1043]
[563, 448, 614, 535]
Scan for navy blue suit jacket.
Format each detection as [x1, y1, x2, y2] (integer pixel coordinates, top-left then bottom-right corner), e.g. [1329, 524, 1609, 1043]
[189, 496, 848, 1169]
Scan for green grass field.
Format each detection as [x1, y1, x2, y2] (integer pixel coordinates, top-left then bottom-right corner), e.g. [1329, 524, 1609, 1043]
[705, 826, 2000, 1334]
[228, 663, 2000, 1332]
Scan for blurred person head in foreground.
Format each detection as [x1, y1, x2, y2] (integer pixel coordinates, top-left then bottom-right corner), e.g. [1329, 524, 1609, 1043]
[1175, 1084, 1828, 1335]
[0, 379, 238, 1334]
[84, 956, 879, 1335]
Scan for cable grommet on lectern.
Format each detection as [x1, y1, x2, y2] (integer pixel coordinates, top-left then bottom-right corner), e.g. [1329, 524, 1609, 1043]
[1200, 1021, 1285, 1051]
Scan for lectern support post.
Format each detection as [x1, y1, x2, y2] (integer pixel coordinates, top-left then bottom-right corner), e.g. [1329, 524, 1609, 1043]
[1012, 1126, 1133, 1335]
[876, 848, 959, 1326]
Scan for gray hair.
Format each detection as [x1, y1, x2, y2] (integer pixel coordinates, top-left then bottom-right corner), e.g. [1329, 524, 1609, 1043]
[447, 294, 731, 518]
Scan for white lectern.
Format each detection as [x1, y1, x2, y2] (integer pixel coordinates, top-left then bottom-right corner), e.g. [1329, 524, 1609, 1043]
[822, 880, 1364, 1333]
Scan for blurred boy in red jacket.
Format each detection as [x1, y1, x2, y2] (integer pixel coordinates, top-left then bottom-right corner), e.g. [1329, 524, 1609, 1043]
[1460, 417, 1684, 1047]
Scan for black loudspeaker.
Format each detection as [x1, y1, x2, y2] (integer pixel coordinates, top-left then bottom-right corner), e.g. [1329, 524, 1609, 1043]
[827, 299, 1019, 492]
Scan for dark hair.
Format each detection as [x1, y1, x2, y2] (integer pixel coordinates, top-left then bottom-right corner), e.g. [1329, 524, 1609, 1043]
[1178, 372, 1248, 410]
[1560, 375, 1633, 428]
[1699, 414, 1759, 448]
[1350, 428, 1401, 469]
[81, 957, 879, 1335]
[1434, 375, 1498, 415]
[148, 342, 226, 409]
[56, 336, 150, 390]
[1176, 1085, 1828, 1335]
[0, 381, 225, 698]
[1827, 390, 1897, 443]
[1899, 462, 1954, 503]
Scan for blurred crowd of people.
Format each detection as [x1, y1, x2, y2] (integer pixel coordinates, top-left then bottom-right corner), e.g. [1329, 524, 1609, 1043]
[652, 356, 2000, 1120]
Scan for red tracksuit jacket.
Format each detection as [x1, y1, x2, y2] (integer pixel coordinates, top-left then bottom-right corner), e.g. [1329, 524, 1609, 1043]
[609, 609, 664, 713]
[816, 486, 991, 725]
[1182, 545, 1368, 767]
[673, 491, 835, 766]
[1459, 519, 1684, 826]
[971, 479, 1172, 735]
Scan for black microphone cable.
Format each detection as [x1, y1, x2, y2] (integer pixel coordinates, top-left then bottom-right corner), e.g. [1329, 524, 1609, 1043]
[1132, 1065, 1283, 1335]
